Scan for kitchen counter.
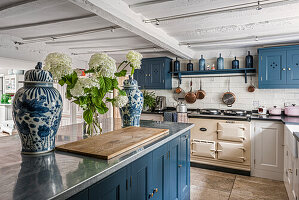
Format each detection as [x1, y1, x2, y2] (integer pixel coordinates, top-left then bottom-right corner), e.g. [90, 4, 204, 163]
[0, 119, 194, 200]
[294, 132, 299, 142]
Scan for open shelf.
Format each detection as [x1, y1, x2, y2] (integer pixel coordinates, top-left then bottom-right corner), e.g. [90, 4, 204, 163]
[170, 68, 256, 83]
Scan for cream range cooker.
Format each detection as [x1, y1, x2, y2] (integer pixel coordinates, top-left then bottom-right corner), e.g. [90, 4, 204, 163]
[189, 109, 251, 172]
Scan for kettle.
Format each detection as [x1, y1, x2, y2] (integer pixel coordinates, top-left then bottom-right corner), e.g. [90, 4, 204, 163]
[176, 102, 187, 113]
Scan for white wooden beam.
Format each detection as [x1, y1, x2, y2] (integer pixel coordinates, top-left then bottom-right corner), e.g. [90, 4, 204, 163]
[68, 0, 194, 59]
[0, 14, 96, 31]
[0, 0, 68, 18]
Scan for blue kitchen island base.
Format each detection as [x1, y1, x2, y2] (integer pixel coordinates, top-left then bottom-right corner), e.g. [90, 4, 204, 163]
[68, 131, 190, 200]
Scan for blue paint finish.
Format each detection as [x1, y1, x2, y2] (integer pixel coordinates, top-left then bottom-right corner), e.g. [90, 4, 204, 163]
[89, 167, 127, 200]
[130, 153, 152, 200]
[134, 57, 173, 90]
[179, 131, 190, 200]
[258, 45, 299, 88]
[68, 131, 191, 200]
[169, 136, 180, 200]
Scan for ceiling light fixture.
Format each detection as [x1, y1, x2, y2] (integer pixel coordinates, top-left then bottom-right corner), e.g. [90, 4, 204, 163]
[256, 1, 262, 10]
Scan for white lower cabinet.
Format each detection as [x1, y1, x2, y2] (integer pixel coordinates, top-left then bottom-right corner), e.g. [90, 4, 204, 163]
[252, 121, 284, 181]
[284, 125, 299, 200]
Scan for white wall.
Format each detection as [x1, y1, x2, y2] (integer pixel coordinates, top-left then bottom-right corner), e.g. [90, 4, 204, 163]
[151, 52, 299, 110]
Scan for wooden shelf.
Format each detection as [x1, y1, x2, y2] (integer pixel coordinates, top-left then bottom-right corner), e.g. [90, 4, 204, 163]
[170, 68, 256, 83]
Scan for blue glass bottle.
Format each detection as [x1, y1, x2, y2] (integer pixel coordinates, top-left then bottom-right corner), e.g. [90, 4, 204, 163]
[217, 53, 224, 70]
[245, 51, 253, 68]
[174, 57, 180, 72]
[199, 55, 205, 71]
[232, 57, 239, 69]
[187, 60, 193, 71]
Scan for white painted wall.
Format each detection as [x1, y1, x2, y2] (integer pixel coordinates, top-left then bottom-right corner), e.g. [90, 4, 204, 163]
[151, 50, 299, 110]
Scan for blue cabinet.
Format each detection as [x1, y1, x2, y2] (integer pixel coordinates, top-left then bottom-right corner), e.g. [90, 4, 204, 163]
[89, 167, 127, 200]
[259, 45, 299, 88]
[134, 57, 172, 90]
[68, 131, 190, 200]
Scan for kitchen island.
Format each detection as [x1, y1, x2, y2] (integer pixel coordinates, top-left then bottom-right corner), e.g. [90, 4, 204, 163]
[0, 120, 194, 200]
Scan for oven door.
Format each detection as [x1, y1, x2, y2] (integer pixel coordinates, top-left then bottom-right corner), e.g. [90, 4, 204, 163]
[217, 122, 246, 142]
[192, 139, 216, 159]
[217, 142, 246, 163]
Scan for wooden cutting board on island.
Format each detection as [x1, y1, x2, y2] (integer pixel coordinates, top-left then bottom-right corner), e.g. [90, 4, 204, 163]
[56, 126, 169, 159]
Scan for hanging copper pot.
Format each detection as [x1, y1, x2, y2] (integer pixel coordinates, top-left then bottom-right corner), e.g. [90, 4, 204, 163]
[185, 79, 197, 104]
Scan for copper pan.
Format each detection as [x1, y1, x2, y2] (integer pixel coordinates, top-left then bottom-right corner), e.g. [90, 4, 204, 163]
[185, 79, 197, 104]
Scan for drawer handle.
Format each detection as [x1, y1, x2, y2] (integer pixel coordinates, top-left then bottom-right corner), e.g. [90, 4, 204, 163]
[153, 188, 158, 193]
[149, 193, 154, 199]
[282, 68, 286, 71]
[178, 164, 182, 168]
[200, 128, 207, 131]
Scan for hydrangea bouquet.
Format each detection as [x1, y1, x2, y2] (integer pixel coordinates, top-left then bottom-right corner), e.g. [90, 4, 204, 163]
[44, 51, 142, 136]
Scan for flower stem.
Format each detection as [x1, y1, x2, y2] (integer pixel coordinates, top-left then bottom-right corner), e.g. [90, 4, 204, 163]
[117, 61, 127, 70]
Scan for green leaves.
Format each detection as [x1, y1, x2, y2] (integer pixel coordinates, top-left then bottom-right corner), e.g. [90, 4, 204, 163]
[114, 70, 127, 77]
[96, 102, 108, 114]
[99, 77, 112, 93]
[83, 109, 93, 124]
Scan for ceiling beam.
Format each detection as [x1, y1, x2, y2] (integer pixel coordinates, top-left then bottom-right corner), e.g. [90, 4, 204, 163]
[129, 0, 175, 8]
[0, 0, 68, 18]
[21, 25, 121, 43]
[0, 14, 96, 31]
[45, 35, 139, 45]
[68, 0, 194, 59]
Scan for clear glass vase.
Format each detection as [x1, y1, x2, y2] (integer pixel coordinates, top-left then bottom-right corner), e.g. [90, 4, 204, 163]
[83, 113, 102, 138]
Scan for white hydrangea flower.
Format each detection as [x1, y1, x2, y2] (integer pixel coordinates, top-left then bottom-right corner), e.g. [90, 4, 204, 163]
[88, 53, 117, 78]
[126, 50, 143, 69]
[44, 52, 72, 80]
[70, 77, 99, 97]
[114, 95, 128, 108]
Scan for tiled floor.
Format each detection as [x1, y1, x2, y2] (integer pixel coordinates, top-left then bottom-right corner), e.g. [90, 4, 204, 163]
[190, 167, 288, 200]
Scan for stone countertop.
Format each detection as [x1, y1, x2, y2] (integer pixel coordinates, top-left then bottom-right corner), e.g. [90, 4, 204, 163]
[294, 132, 299, 142]
[250, 114, 299, 125]
[0, 119, 194, 200]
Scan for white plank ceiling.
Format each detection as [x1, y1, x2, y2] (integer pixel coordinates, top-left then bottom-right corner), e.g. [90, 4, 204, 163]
[1, 0, 299, 63]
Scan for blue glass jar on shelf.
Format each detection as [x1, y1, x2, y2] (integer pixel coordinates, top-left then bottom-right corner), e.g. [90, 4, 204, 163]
[187, 60, 193, 71]
[174, 57, 180, 72]
[199, 55, 205, 71]
[232, 57, 239, 69]
[217, 53, 224, 70]
[245, 51, 253, 68]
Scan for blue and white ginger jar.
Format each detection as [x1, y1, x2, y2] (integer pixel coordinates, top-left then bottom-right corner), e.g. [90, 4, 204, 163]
[120, 76, 143, 127]
[13, 62, 63, 154]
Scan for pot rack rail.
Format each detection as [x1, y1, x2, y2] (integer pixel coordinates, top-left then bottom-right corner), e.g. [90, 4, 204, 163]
[170, 68, 256, 84]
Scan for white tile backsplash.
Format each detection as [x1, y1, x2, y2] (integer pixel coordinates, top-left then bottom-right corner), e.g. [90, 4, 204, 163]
[150, 56, 299, 111]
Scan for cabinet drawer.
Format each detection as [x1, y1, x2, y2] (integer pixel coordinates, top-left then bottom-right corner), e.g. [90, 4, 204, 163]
[217, 142, 245, 163]
[191, 139, 216, 159]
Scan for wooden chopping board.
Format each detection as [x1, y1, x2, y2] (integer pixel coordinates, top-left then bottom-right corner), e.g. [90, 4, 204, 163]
[56, 126, 169, 160]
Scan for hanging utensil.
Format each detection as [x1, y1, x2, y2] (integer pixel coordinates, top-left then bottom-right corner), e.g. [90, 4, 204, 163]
[175, 80, 182, 94]
[196, 79, 206, 99]
[248, 76, 255, 92]
[222, 78, 236, 107]
[185, 79, 197, 104]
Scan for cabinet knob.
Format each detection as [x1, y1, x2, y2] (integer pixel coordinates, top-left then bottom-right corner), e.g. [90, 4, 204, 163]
[282, 68, 286, 71]
[288, 68, 291, 71]
[153, 188, 158, 193]
[178, 164, 182, 168]
[288, 169, 293, 174]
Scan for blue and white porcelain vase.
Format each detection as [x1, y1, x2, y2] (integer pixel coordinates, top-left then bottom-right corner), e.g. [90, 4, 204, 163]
[120, 76, 143, 127]
[12, 62, 63, 154]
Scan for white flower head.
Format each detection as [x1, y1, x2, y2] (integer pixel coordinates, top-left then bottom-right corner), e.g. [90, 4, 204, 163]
[126, 50, 143, 69]
[88, 53, 117, 78]
[70, 77, 99, 97]
[44, 52, 72, 80]
[114, 95, 128, 108]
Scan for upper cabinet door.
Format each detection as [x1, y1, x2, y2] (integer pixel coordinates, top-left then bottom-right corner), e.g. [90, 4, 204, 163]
[134, 62, 148, 89]
[149, 60, 164, 89]
[287, 49, 299, 85]
[260, 50, 287, 87]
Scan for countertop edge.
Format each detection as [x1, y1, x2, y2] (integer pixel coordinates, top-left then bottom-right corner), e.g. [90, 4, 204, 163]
[50, 123, 194, 200]
[293, 132, 299, 142]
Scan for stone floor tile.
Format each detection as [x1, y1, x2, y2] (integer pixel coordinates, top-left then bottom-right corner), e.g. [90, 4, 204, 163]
[190, 185, 230, 200]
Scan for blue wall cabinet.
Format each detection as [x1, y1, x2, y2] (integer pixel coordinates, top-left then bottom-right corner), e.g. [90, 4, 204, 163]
[259, 45, 299, 88]
[134, 57, 172, 90]
[68, 131, 190, 200]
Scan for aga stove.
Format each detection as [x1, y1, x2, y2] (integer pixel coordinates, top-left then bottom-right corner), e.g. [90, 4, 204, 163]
[189, 109, 251, 171]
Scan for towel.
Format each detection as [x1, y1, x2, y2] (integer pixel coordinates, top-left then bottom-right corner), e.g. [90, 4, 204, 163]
[163, 112, 173, 122]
